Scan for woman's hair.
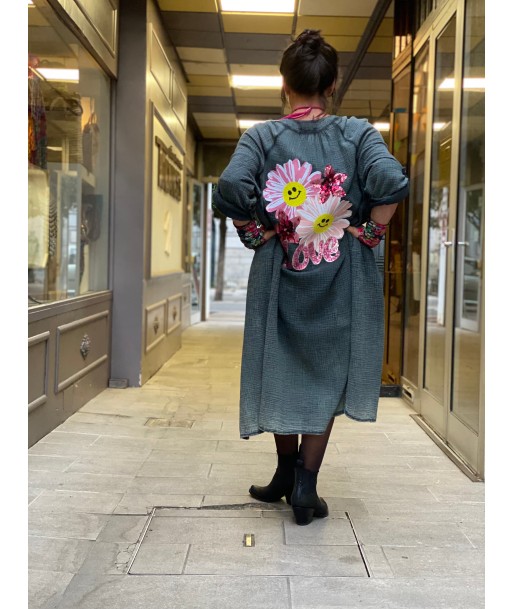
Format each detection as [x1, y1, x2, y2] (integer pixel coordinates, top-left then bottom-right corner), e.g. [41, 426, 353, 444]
[280, 29, 338, 103]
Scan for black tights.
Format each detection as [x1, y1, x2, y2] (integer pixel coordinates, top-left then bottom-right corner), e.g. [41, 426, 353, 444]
[274, 417, 335, 472]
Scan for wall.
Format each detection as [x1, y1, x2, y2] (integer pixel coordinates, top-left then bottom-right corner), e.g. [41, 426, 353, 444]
[141, 0, 190, 384]
[29, 293, 112, 446]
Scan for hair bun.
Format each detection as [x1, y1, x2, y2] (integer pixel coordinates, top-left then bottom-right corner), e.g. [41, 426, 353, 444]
[295, 29, 322, 53]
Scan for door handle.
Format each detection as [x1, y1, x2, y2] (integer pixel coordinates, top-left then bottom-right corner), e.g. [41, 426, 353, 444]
[446, 228, 455, 273]
[457, 241, 469, 246]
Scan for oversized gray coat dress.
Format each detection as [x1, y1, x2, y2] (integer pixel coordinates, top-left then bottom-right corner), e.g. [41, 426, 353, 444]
[213, 116, 409, 438]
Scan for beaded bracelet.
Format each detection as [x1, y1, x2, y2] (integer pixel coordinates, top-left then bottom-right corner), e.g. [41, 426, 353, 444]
[234, 220, 267, 250]
[355, 219, 387, 248]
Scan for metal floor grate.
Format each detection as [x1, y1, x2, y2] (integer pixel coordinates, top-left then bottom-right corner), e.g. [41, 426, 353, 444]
[126, 505, 371, 577]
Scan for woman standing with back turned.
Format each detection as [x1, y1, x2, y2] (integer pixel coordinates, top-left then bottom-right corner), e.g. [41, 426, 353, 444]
[213, 30, 409, 526]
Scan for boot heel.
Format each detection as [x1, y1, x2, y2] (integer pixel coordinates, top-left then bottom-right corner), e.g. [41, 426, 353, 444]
[292, 505, 314, 526]
[285, 493, 292, 505]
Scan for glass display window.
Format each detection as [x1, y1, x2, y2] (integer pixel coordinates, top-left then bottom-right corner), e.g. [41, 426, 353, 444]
[28, 0, 111, 306]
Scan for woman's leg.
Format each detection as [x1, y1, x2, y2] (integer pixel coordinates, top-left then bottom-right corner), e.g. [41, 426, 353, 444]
[274, 433, 299, 455]
[291, 418, 335, 525]
[300, 417, 334, 471]
[248, 433, 298, 503]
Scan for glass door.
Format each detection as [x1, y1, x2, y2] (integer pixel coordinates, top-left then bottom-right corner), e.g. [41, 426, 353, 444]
[420, 13, 458, 434]
[419, 0, 484, 475]
[446, 0, 484, 470]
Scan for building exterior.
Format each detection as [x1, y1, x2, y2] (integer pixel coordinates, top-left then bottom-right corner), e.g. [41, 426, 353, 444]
[383, 0, 484, 477]
[27, 0, 485, 478]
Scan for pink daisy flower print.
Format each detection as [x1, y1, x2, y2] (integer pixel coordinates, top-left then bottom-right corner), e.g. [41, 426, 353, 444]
[263, 159, 321, 219]
[296, 194, 352, 253]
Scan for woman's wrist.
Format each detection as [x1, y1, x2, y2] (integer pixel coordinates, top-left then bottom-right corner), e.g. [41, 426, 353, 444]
[349, 219, 388, 248]
[233, 219, 269, 249]
[233, 219, 251, 228]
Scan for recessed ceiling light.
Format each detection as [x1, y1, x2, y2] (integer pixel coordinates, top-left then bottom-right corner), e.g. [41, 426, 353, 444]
[231, 75, 282, 88]
[439, 77, 485, 90]
[433, 122, 448, 131]
[238, 119, 266, 129]
[220, 0, 294, 13]
[36, 68, 79, 82]
[373, 122, 390, 132]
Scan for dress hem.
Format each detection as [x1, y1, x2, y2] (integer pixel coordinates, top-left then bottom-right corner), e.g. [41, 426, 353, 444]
[240, 409, 377, 439]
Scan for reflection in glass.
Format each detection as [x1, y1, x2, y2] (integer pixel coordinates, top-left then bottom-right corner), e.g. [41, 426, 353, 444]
[403, 45, 428, 387]
[424, 16, 457, 402]
[384, 67, 411, 384]
[28, 1, 110, 306]
[451, 0, 484, 432]
[190, 183, 203, 318]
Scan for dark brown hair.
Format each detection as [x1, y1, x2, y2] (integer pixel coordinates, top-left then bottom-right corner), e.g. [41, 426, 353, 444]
[280, 30, 338, 103]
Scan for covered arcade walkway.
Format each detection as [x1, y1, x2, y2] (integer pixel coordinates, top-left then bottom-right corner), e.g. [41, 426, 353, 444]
[29, 317, 484, 609]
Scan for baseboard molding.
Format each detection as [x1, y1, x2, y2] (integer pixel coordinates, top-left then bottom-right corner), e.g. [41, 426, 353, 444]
[410, 414, 483, 482]
[380, 384, 402, 398]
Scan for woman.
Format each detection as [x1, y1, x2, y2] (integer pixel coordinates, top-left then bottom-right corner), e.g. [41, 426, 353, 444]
[213, 30, 409, 526]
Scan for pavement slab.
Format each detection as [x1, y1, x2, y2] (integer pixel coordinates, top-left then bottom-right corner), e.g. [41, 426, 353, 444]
[43, 574, 290, 609]
[290, 576, 484, 608]
[28, 319, 484, 609]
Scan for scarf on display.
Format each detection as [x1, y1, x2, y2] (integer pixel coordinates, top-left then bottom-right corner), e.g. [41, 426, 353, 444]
[28, 62, 47, 169]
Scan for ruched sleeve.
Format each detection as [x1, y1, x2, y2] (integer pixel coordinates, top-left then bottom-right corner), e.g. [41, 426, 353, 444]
[355, 120, 409, 207]
[212, 127, 266, 222]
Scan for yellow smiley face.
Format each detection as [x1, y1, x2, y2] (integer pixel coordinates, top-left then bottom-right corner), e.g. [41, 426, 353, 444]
[313, 213, 334, 234]
[283, 181, 307, 207]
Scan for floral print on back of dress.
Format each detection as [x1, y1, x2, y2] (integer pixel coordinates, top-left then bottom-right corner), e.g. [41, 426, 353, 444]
[263, 160, 353, 270]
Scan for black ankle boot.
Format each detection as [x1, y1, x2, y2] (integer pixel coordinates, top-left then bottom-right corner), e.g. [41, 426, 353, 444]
[249, 452, 298, 504]
[291, 461, 329, 525]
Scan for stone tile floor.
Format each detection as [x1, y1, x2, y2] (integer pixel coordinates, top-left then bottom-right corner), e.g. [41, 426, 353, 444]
[28, 319, 485, 609]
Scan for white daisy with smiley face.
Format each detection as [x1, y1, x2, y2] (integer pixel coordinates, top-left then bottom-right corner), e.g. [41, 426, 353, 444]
[296, 194, 352, 252]
[263, 159, 321, 219]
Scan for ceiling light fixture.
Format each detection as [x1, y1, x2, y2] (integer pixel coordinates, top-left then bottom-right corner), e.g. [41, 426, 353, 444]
[36, 68, 79, 82]
[438, 77, 485, 90]
[238, 119, 265, 129]
[231, 75, 282, 89]
[373, 122, 390, 132]
[433, 122, 448, 131]
[220, 0, 294, 13]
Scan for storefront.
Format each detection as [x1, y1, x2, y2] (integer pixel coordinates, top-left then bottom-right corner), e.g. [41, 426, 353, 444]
[28, 0, 118, 445]
[28, 0, 196, 445]
[383, 0, 485, 477]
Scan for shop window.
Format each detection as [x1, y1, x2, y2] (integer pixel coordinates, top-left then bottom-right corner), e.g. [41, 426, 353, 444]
[403, 44, 429, 388]
[28, 1, 111, 306]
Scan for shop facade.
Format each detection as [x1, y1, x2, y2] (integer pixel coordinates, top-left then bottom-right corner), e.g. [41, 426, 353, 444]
[383, 0, 485, 477]
[28, 0, 198, 446]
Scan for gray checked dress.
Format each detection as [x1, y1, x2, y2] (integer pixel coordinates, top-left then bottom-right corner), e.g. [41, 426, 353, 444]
[213, 115, 409, 438]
